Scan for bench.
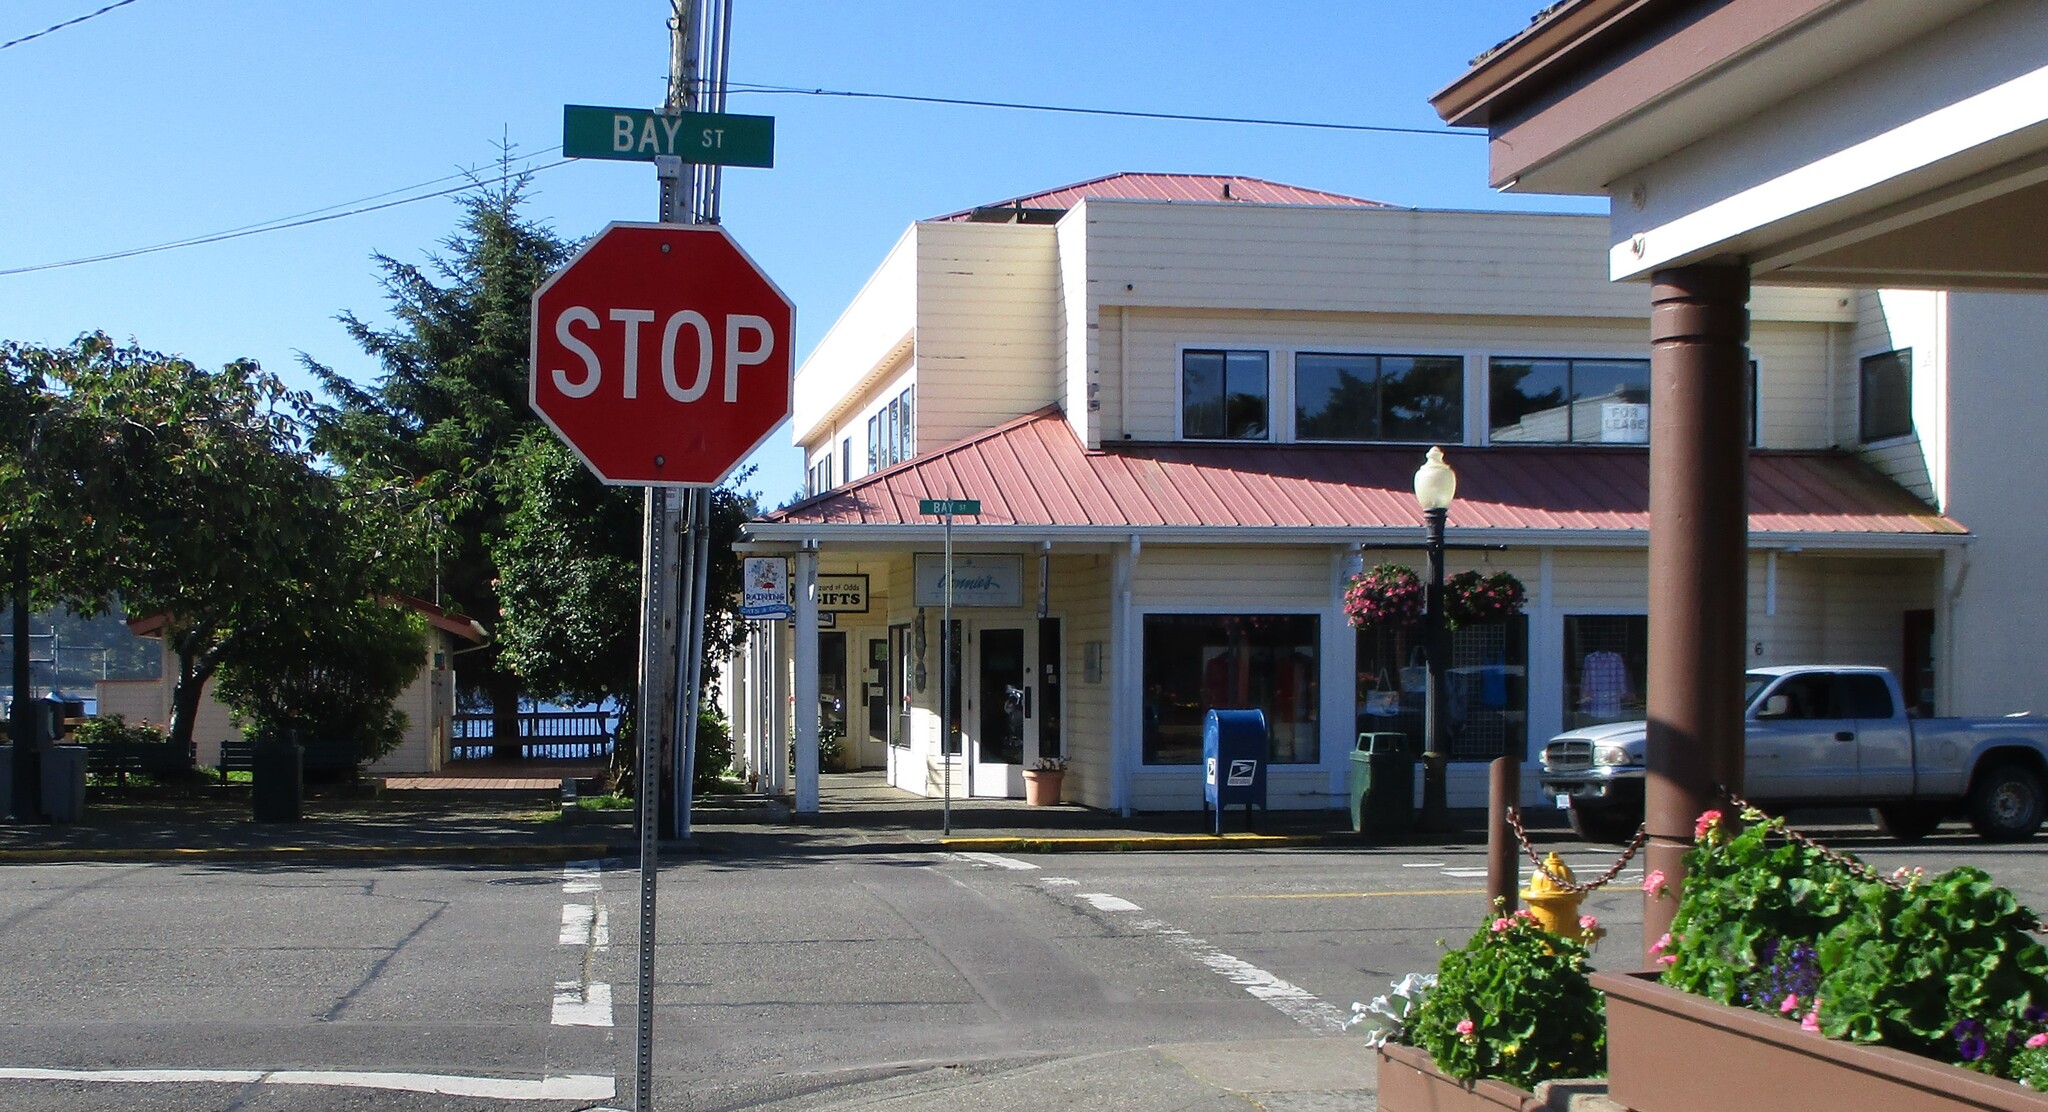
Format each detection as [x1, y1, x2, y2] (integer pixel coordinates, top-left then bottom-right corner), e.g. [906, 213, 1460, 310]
[217, 737, 361, 784]
[83, 741, 198, 787]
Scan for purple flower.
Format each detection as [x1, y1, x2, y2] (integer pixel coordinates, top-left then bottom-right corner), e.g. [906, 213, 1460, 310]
[1955, 1020, 1989, 1062]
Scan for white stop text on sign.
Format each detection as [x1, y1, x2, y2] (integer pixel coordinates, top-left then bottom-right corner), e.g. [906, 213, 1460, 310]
[549, 307, 776, 404]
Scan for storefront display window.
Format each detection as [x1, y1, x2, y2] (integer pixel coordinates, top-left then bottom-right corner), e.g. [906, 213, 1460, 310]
[1355, 616, 1528, 762]
[1142, 614, 1318, 765]
[1563, 614, 1648, 730]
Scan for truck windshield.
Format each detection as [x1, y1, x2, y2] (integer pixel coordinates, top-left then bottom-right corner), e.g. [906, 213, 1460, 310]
[1743, 673, 1774, 710]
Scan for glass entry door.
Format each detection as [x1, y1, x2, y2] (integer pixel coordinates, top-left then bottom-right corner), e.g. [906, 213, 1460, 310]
[971, 625, 1032, 796]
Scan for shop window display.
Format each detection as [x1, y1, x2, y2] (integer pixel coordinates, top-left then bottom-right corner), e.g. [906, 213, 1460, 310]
[1142, 614, 1318, 765]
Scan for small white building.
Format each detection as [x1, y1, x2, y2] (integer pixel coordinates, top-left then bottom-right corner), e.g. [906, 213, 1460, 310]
[725, 173, 2037, 815]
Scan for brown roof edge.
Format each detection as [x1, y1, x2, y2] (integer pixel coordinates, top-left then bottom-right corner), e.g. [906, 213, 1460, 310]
[1430, 0, 1667, 128]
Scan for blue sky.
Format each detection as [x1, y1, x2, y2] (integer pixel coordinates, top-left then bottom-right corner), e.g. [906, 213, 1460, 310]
[1, 0, 1600, 509]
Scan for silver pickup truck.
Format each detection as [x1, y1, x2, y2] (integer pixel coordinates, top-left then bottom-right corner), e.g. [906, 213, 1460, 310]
[1540, 665, 2048, 843]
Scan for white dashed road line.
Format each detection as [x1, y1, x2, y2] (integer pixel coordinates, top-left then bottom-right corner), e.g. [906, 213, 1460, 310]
[949, 851, 1040, 870]
[1065, 890, 1349, 1032]
[553, 858, 614, 1029]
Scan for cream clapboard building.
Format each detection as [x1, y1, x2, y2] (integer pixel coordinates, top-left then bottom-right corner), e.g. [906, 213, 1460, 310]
[723, 173, 2035, 816]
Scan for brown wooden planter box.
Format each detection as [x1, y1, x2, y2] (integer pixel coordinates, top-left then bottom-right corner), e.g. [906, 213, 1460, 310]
[1596, 970, 2048, 1112]
[1377, 1042, 1541, 1112]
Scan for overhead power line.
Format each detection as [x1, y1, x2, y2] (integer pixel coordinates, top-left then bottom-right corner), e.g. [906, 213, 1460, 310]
[1, 0, 144, 51]
[725, 81, 1476, 139]
[1, 158, 572, 277]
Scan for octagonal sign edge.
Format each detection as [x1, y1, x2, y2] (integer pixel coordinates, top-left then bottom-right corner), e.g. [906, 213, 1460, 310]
[530, 221, 794, 487]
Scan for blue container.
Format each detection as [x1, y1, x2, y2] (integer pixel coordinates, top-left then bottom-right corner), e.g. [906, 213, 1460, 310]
[1202, 709, 1268, 832]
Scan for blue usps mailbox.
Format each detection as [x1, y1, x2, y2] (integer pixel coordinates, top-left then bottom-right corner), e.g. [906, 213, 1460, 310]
[1203, 709, 1268, 833]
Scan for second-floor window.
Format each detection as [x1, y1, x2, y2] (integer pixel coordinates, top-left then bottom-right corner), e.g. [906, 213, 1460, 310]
[1490, 357, 1652, 444]
[1294, 352, 1463, 442]
[896, 386, 914, 461]
[1182, 349, 1269, 440]
[1860, 348, 1912, 443]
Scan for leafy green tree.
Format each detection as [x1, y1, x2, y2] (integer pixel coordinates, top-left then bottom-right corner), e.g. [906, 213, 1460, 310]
[5, 336, 333, 754]
[306, 168, 570, 753]
[490, 428, 756, 792]
[212, 599, 425, 764]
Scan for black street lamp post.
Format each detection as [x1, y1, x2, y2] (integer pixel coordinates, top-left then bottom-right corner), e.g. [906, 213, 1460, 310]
[1413, 447, 1456, 833]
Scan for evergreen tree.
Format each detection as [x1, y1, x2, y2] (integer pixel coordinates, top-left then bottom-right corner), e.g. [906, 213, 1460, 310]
[306, 164, 570, 753]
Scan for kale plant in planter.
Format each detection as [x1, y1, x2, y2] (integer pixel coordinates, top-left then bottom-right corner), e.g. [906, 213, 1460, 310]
[1659, 807, 2048, 1085]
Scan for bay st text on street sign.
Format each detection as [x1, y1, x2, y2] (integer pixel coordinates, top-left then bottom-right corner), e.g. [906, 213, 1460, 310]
[562, 105, 775, 167]
[920, 499, 981, 516]
[530, 222, 793, 487]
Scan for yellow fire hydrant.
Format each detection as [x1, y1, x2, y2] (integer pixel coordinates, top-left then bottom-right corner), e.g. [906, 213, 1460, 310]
[1522, 852, 1604, 942]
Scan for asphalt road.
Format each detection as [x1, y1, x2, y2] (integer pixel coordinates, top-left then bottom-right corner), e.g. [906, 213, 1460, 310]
[0, 817, 2039, 1110]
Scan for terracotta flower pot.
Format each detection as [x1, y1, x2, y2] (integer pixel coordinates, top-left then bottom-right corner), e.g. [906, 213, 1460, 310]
[1595, 970, 2048, 1112]
[1376, 1043, 1541, 1112]
[1022, 768, 1064, 806]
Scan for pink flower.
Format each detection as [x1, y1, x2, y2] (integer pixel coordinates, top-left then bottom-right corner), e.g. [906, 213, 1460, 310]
[1694, 810, 1723, 840]
[1802, 1002, 1822, 1033]
[1780, 995, 1800, 1014]
[1643, 869, 1667, 895]
[2028, 1033, 2048, 1049]
[1656, 953, 1677, 965]
[1456, 1018, 1476, 1041]
[1491, 917, 1513, 933]
[1649, 933, 1671, 954]
[1578, 914, 1599, 932]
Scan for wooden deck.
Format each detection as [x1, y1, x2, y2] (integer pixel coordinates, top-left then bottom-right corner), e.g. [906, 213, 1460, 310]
[381, 757, 608, 793]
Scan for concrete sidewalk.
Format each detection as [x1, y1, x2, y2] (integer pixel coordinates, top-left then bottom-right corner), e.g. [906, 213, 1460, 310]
[0, 769, 1565, 864]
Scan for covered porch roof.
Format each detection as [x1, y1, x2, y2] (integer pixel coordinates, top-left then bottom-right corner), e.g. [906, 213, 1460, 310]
[750, 407, 1964, 549]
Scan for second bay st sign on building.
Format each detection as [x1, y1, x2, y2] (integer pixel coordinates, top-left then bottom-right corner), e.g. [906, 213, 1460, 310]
[529, 222, 793, 487]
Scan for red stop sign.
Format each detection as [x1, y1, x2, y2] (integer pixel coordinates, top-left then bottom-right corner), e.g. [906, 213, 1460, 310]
[530, 222, 793, 486]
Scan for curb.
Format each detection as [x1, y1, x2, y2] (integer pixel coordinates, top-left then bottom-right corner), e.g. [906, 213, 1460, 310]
[0, 843, 618, 865]
[939, 832, 1338, 853]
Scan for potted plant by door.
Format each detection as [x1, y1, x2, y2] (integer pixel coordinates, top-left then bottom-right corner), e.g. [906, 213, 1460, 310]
[1023, 757, 1067, 805]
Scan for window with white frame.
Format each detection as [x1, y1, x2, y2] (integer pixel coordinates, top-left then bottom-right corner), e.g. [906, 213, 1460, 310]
[1181, 349, 1269, 440]
[1860, 348, 1912, 443]
[1490, 356, 1760, 446]
[896, 386, 914, 461]
[1489, 357, 1652, 444]
[1294, 352, 1463, 443]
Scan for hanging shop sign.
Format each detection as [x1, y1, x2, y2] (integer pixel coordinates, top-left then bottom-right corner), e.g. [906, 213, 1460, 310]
[740, 557, 792, 619]
[913, 554, 1023, 608]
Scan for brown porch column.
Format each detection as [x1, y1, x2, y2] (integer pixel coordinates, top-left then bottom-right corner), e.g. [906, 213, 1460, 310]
[1643, 264, 1750, 966]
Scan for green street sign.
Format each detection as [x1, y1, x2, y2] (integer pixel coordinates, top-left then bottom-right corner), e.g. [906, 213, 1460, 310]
[562, 105, 775, 167]
[919, 499, 981, 516]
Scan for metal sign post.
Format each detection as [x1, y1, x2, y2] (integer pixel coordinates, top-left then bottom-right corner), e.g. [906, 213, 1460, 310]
[919, 499, 980, 835]
[536, 1, 783, 1106]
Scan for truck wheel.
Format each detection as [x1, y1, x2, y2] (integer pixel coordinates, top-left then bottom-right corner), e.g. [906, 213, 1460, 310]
[1968, 763, 2046, 842]
[1568, 805, 1640, 845]
[1872, 804, 1943, 842]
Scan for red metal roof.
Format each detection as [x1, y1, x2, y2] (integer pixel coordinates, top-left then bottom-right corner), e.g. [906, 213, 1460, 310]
[760, 408, 1964, 540]
[933, 173, 1393, 221]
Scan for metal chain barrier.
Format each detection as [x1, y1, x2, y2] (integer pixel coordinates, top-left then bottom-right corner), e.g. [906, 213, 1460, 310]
[1714, 787, 1898, 889]
[1715, 787, 2047, 932]
[1506, 807, 1649, 893]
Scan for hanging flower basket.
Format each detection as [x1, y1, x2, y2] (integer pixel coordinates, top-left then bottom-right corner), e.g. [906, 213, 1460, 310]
[1445, 570, 1527, 629]
[1344, 563, 1425, 631]
[1344, 565, 1527, 632]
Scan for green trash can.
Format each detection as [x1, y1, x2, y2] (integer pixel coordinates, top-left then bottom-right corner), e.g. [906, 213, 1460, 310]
[251, 737, 304, 823]
[1350, 732, 1414, 835]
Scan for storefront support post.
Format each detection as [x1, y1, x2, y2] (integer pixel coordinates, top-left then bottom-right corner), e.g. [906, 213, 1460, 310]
[1644, 264, 1750, 966]
[793, 542, 821, 814]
